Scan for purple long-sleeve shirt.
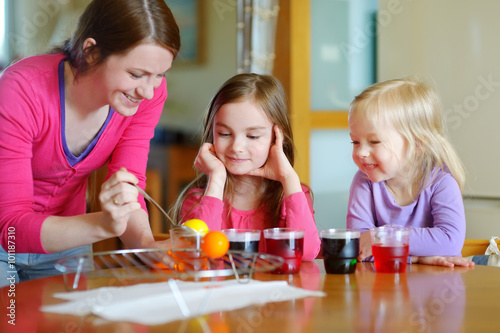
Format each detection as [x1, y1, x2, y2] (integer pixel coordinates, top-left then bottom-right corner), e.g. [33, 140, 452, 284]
[346, 170, 465, 256]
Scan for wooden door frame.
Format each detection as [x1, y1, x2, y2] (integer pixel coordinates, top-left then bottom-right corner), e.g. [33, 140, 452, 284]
[274, 0, 349, 186]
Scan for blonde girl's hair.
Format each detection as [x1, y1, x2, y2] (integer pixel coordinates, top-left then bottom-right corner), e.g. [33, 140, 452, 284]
[170, 73, 295, 227]
[349, 77, 466, 198]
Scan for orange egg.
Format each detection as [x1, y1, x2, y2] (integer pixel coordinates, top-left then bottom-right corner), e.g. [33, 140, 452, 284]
[200, 231, 229, 259]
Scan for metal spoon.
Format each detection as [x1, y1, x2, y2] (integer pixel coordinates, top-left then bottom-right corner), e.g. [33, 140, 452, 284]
[133, 183, 177, 227]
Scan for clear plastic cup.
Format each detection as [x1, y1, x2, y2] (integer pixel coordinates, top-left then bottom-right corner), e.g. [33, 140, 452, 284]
[221, 229, 261, 253]
[169, 226, 202, 249]
[168, 226, 206, 272]
[320, 229, 360, 274]
[370, 226, 410, 273]
[263, 228, 304, 274]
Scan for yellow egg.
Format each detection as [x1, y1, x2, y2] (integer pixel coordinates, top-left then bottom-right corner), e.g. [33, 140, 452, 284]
[182, 219, 209, 236]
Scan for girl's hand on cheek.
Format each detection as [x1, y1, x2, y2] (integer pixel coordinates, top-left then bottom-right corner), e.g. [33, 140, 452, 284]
[247, 125, 294, 182]
[196, 143, 227, 200]
[195, 143, 226, 180]
[99, 167, 142, 237]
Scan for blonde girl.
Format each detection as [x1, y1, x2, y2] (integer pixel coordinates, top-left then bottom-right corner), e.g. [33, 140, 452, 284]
[171, 73, 320, 261]
[347, 77, 472, 267]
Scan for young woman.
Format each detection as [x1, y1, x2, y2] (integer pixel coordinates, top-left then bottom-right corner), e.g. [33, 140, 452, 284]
[0, 0, 180, 285]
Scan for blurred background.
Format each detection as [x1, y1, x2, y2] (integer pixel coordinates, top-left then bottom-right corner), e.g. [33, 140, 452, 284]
[1, 0, 499, 240]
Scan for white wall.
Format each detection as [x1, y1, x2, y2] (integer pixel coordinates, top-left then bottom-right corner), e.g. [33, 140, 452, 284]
[378, 0, 500, 238]
[464, 199, 500, 239]
[158, 2, 238, 136]
[8, 0, 90, 58]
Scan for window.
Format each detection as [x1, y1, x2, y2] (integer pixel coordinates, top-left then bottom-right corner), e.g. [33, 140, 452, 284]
[0, 0, 7, 70]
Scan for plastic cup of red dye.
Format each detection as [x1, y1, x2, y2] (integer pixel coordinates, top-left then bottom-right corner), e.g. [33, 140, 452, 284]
[370, 226, 410, 273]
[263, 228, 304, 274]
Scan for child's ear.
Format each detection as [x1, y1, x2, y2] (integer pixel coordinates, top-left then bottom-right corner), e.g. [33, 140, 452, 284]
[413, 141, 423, 156]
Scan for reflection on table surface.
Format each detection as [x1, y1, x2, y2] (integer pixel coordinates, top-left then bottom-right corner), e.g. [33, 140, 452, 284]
[2, 259, 500, 332]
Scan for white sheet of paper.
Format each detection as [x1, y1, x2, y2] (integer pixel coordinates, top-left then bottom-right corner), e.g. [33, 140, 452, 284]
[41, 279, 325, 325]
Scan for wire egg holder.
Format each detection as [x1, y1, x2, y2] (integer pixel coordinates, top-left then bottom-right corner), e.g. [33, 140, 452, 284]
[55, 249, 284, 318]
[55, 248, 284, 291]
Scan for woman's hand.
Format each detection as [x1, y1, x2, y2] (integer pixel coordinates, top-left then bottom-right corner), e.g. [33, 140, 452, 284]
[150, 239, 173, 250]
[247, 125, 301, 195]
[415, 256, 476, 268]
[99, 167, 142, 237]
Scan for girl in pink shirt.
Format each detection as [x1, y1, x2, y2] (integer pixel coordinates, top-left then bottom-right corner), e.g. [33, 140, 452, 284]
[171, 74, 321, 261]
[0, 0, 180, 286]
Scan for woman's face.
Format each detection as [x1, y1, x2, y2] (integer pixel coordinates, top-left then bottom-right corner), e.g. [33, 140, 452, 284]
[212, 100, 274, 176]
[94, 41, 174, 116]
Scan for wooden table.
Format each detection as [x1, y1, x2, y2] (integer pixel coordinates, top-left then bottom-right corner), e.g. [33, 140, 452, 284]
[1, 260, 499, 332]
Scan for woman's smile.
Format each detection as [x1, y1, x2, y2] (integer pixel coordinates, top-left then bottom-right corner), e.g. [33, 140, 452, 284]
[124, 93, 141, 104]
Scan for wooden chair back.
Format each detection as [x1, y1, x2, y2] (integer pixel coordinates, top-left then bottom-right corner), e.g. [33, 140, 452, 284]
[165, 144, 198, 209]
[462, 238, 500, 257]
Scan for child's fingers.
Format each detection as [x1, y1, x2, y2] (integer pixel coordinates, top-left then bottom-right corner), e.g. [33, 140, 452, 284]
[358, 232, 372, 261]
[273, 125, 284, 147]
[419, 256, 475, 267]
[199, 142, 213, 155]
[450, 256, 475, 267]
[195, 143, 211, 163]
[246, 168, 263, 178]
[438, 257, 456, 267]
[195, 142, 225, 176]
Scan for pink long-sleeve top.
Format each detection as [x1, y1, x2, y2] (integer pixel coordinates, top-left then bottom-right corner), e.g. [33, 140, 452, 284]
[0, 53, 167, 254]
[180, 184, 321, 261]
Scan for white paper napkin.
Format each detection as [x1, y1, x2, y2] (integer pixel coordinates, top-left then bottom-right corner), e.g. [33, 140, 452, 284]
[41, 279, 325, 325]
